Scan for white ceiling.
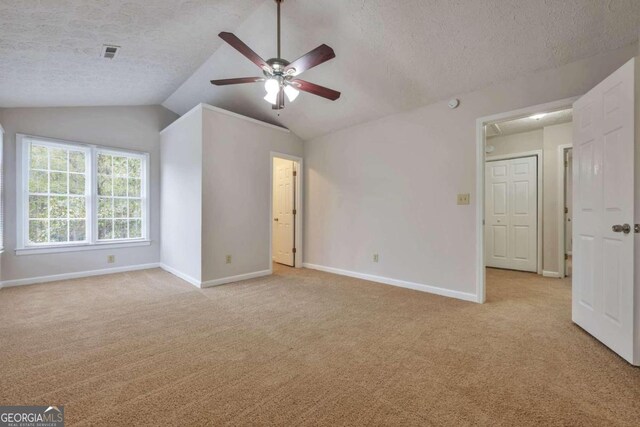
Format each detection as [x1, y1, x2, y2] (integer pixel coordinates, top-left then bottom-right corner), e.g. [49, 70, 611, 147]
[2, 1, 640, 140]
[0, 0, 261, 107]
[487, 109, 574, 138]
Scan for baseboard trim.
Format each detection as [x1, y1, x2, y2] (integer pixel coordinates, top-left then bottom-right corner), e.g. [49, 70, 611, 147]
[0, 263, 161, 288]
[159, 263, 202, 288]
[542, 270, 562, 278]
[158, 265, 272, 289]
[201, 269, 272, 288]
[302, 263, 478, 303]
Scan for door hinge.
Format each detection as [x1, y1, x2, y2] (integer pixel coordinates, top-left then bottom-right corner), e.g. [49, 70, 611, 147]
[565, 254, 569, 260]
[292, 248, 297, 254]
[564, 161, 568, 167]
[292, 209, 297, 215]
[292, 170, 297, 177]
[564, 207, 568, 214]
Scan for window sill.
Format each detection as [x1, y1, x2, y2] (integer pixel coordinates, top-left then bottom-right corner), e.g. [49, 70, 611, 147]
[15, 240, 151, 256]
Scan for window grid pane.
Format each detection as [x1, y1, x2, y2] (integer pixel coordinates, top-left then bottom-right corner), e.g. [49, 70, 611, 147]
[27, 143, 88, 245]
[97, 152, 144, 241]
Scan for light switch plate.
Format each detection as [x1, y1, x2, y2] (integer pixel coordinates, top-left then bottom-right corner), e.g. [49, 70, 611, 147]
[457, 193, 470, 205]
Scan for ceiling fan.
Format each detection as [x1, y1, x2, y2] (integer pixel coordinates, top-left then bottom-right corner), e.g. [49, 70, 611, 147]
[210, 0, 340, 110]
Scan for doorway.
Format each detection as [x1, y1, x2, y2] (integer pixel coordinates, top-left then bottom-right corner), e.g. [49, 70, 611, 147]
[270, 153, 302, 268]
[476, 97, 577, 303]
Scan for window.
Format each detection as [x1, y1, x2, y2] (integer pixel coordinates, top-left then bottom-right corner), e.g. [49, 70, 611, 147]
[17, 135, 149, 254]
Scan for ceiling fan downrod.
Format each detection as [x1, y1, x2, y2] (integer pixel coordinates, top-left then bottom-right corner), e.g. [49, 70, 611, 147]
[276, 0, 282, 59]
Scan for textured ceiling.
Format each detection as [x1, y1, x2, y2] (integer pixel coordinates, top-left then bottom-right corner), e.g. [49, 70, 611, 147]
[164, 0, 640, 140]
[2, 1, 640, 140]
[0, 0, 261, 107]
[487, 109, 574, 138]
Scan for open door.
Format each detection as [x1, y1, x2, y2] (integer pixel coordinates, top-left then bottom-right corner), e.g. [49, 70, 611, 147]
[273, 157, 295, 266]
[572, 57, 638, 365]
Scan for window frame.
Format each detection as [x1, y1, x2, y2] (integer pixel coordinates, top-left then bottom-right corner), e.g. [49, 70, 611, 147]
[16, 134, 150, 255]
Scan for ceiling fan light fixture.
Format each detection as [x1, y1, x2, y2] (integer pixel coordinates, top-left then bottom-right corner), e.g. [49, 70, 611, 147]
[264, 91, 279, 105]
[284, 84, 299, 102]
[265, 78, 280, 94]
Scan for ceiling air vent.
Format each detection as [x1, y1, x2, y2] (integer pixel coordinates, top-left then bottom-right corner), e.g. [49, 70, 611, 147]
[100, 45, 120, 59]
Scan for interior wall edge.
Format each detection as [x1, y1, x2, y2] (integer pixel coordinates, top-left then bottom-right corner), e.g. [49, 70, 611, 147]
[200, 269, 272, 288]
[159, 263, 202, 288]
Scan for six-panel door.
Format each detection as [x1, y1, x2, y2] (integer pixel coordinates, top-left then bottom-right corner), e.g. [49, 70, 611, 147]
[485, 156, 538, 272]
[572, 58, 636, 365]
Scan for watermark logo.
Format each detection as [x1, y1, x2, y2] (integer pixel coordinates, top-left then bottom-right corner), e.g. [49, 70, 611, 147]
[0, 405, 64, 427]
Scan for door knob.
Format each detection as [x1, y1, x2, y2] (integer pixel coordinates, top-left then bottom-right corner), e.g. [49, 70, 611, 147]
[274, 218, 279, 221]
[612, 224, 631, 234]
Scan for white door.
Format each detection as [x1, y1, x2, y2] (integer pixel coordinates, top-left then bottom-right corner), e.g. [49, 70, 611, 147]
[485, 156, 537, 272]
[572, 57, 637, 365]
[273, 158, 295, 266]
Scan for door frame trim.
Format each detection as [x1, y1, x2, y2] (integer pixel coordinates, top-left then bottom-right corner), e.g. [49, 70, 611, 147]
[486, 151, 543, 275]
[270, 152, 303, 268]
[475, 96, 579, 303]
[557, 144, 573, 278]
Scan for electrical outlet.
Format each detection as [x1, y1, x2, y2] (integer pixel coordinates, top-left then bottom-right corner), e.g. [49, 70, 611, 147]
[107, 255, 115, 264]
[457, 193, 470, 205]
[226, 255, 232, 264]
[373, 253, 379, 263]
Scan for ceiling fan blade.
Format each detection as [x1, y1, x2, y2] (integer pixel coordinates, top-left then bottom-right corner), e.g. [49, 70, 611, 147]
[219, 32, 273, 73]
[210, 77, 264, 86]
[285, 44, 335, 76]
[272, 88, 285, 110]
[291, 79, 341, 101]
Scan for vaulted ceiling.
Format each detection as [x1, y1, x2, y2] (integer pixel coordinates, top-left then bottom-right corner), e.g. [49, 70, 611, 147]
[2, 1, 640, 140]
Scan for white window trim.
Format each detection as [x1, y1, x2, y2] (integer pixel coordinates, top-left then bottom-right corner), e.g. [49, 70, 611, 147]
[16, 134, 151, 255]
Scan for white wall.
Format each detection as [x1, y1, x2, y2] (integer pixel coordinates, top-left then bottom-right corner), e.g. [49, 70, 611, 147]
[487, 130, 543, 157]
[543, 122, 574, 274]
[303, 43, 638, 301]
[0, 106, 178, 283]
[160, 109, 203, 284]
[201, 106, 303, 283]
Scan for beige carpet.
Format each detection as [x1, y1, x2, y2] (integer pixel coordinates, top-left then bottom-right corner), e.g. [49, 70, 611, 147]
[1, 265, 639, 426]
